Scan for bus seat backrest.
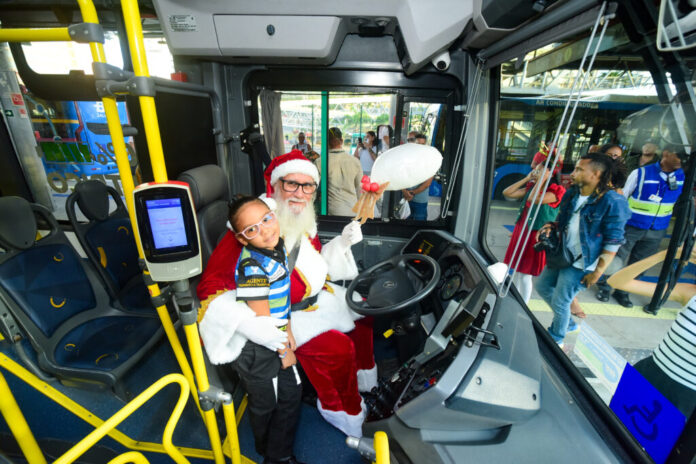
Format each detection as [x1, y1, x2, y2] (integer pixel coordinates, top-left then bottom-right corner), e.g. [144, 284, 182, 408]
[0, 196, 37, 250]
[178, 164, 229, 267]
[67, 181, 140, 295]
[0, 196, 162, 388]
[0, 197, 96, 338]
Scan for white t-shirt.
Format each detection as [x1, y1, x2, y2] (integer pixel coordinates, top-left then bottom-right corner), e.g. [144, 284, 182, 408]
[565, 195, 594, 270]
[653, 295, 696, 391]
[358, 147, 375, 173]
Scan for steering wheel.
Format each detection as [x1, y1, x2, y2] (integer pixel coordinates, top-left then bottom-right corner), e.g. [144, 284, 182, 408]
[346, 253, 441, 316]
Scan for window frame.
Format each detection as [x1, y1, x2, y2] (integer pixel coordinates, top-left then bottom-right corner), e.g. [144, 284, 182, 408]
[246, 68, 461, 238]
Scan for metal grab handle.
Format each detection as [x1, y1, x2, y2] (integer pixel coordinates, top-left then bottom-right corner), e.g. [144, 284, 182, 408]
[54, 374, 191, 464]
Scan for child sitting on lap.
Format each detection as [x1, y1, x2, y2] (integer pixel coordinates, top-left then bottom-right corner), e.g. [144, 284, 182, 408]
[229, 195, 303, 464]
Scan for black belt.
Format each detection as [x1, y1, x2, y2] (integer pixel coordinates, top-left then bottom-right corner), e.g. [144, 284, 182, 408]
[291, 294, 318, 311]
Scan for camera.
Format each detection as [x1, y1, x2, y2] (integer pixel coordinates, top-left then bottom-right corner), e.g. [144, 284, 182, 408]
[358, 137, 362, 144]
[533, 225, 559, 253]
[431, 50, 451, 71]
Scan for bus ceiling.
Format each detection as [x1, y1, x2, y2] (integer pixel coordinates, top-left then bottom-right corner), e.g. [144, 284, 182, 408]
[0, 0, 612, 75]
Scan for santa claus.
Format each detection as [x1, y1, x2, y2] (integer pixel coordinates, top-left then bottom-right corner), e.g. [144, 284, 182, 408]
[196, 150, 377, 437]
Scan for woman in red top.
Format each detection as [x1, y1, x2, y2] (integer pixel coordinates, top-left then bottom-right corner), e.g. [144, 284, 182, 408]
[503, 152, 566, 303]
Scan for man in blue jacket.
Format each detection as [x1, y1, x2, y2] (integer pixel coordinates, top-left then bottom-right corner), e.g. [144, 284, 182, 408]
[595, 145, 684, 310]
[537, 153, 631, 346]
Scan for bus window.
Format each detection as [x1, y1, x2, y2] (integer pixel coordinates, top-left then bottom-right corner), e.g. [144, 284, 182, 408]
[260, 91, 448, 222]
[23, 90, 135, 220]
[483, 21, 696, 430]
[21, 29, 174, 79]
[402, 101, 446, 221]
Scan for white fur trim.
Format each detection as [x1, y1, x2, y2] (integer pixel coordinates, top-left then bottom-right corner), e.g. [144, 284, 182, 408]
[357, 365, 378, 393]
[321, 235, 358, 281]
[295, 236, 329, 298]
[198, 290, 254, 365]
[291, 287, 356, 347]
[270, 158, 319, 186]
[317, 399, 365, 437]
[258, 194, 277, 211]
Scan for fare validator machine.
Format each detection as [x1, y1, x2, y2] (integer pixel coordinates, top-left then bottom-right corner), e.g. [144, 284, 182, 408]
[132, 181, 202, 282]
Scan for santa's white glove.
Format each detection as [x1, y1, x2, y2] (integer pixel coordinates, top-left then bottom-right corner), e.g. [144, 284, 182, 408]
[340, 221, 363, 248]
[236, 316, 288, 351]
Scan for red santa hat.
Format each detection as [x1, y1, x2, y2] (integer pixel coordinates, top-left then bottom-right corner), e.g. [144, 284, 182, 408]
[264, 149, 320, 197]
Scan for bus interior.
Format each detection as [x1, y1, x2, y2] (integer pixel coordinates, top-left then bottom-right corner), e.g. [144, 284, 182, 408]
[0, 1, 694, 463]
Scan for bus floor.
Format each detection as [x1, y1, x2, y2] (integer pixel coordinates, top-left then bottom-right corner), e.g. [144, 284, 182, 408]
[488, 200, 680, 403]
[0, 329, 364, 464]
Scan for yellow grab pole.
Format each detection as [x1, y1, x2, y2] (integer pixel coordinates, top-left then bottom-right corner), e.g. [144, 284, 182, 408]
[108, 451, 150, 464]
[183, 323, 226, 464]
[0, 28, 71, 42]
[222, 401, 242, 464]
[120, 0, 167, 183]
[55, 374, 190, 464]
[71, 0, 203, 420]
[0, 371, 47, 464]
[373, 431, 390, 464]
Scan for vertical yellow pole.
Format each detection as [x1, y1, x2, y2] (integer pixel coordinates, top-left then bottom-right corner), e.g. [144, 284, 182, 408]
[0, 371, 47, 464]
[74, 0, 203, 421]
[120, 0, 167, 183]
[222, 401, 242, 464]
[373, 431, 390, 464]
[183, 324, 225, 464]
[115, 2, 228, 463]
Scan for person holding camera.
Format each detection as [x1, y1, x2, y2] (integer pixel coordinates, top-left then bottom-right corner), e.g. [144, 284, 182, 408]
[353, 130, 377, 175]
[595, 144, 685, 310]
[502, 151, 566, 303]
[536, 153, 631, 346]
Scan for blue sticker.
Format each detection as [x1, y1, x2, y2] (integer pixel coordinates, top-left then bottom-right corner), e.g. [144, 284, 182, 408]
[610, 364, 686, 464]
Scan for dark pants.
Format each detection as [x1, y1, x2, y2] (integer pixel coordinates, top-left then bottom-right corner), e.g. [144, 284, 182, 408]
[231, 341, 302, 460]
[635, 355, 696, 418]
[597, 225, 667, 296]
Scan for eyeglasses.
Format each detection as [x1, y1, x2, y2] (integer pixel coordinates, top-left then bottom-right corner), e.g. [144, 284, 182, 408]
[279, 177, 317, 194]
[237, 212, 276, 240]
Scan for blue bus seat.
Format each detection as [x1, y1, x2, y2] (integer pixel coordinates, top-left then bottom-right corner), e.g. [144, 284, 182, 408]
[65, 180, 151, 312]
[0, 196, 163, 389]
[178, 164, 229, 268]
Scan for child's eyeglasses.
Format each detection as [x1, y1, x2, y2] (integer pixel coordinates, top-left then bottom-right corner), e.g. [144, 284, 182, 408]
[237, 212, 276, 240]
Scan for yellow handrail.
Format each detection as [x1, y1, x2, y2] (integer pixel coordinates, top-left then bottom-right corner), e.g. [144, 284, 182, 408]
[222, 400, 242, 464]
[0, 370, 46, 464]
[183, 323, 226, 464]
[373, 431, 390, 464]
[108, 451, 150, 464]
[0, 28, 71, 42]
[0, 354, 213, 460]
[54, 373, 190, 464]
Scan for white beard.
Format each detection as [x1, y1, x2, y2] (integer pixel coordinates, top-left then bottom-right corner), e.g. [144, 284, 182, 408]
[273, 190, 317, 251]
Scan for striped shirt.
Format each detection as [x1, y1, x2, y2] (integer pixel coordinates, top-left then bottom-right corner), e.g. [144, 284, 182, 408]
[653, 295, 696, 391]
[235, 241, 290, 321]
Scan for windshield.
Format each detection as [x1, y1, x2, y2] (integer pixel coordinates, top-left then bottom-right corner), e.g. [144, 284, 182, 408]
[483, 18, 695, 462]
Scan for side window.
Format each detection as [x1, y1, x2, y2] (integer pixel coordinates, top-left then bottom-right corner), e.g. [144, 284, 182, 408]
[258, 91, 447, 222]
[484, 22, 695, 461]
[5, 27, 175, 220]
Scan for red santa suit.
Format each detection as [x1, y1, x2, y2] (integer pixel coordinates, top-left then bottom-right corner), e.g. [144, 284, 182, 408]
[196, 152, 376, 437]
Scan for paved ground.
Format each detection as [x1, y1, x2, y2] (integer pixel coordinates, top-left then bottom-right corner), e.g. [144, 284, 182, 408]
[486, 200, 681, 403]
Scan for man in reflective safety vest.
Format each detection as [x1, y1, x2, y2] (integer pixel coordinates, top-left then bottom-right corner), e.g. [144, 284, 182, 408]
[595, 145, 684, 309]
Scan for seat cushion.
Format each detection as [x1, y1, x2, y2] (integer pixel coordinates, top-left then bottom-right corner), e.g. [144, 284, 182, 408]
[0, 243, 96, 337]
[54, 316, 161, 370]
